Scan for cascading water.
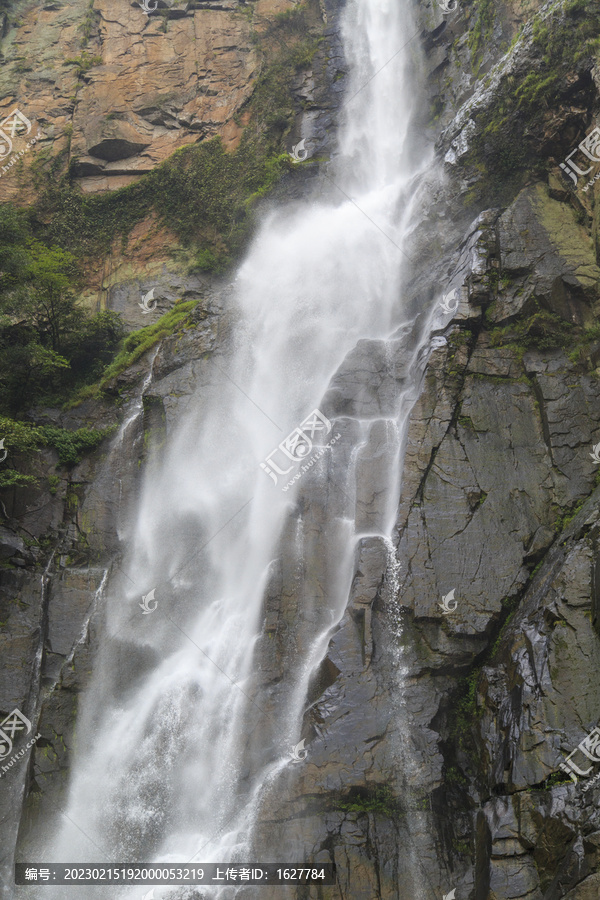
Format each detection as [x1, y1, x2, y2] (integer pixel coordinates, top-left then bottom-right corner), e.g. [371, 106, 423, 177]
[23, 0, 436, 894]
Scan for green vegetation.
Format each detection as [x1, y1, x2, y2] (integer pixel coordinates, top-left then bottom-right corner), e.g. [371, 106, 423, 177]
[452, 839, 472, 855]
[567, 323, 600, 364]
[489, 298, 600, 362]
[70, 300, 198, 406]
[31, 2, 322, 272]
[47, 474, 60, 495]
[536, 770, 575, 790]
[0, 469, 38, 489]
[489, 302, 577, 354]
[43, 134, 286, 272]
[489, 595, 520, 658]
[467, 0, 496, 72]
[530, 559, 544, 578]
[451, 667, 485, 752]
[446, 324, 475, 377]
[463, 1, 600, 204]
[63, 52, 103, 76]
[80, 0, 99, 47]
[0, 205, 124, 416]
[448, 327, 473, 351]
[39, 425, 114, 467]
[338, 785, 399, 816]
[450, 594, 520, 768]
[0, 416, 45, 456]
[0, 206, 132, 485]
[0, 0, 323, 490]
[450, 644, 522, 799]
[0, 415, 114, 487]
[446, 765, 468, 787]
[553, 497, 586, 534]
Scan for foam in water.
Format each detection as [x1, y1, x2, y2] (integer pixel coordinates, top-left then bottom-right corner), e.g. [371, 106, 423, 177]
[28, 0, 435, 894]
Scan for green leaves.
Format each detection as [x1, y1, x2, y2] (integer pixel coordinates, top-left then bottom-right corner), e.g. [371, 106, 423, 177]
[31, 1, 319, 270]
[39, 425, 115, 468]
[0, 205, 124, 415]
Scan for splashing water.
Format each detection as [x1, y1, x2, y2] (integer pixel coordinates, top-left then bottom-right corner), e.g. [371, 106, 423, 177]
[26, 0, 437, 894]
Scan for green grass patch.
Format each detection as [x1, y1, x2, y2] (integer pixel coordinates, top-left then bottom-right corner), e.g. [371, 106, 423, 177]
[446, 765, 468, 787]
[449, 665, 487, 759]
[467, 0, 496, 73]
[47, 474, 60, 495]
[80, 0, 100, 47]
[102, 300, 197, 378]
[567, 323, 600, 364]
[63, 52, 102, 75]
[338, 785, 399, 816]
[67, 299, 198, 406]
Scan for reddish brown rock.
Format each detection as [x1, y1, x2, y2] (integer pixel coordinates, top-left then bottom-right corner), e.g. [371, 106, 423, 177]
[0, 0, 294, 197]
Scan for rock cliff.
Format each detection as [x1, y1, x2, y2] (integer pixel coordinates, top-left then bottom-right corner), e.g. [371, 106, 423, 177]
[1, 0, 600, 898]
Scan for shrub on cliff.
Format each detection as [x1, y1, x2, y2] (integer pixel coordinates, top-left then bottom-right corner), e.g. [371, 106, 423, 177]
[0, 415, 114, 489]
[31, 0, 321, 272]
[0, 204, 124, 415]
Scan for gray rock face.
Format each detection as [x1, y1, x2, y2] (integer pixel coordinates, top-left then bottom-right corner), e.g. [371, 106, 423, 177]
[493, 185, 600, 325]
[108, 272, 210, 331]
[246, 178, 600, 900]
[3, 2, 600, 900]
[0, 294, 224, 888]
[0, 527, 25, 560]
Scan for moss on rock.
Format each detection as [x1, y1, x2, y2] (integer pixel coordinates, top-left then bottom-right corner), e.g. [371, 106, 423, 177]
[31, 0, 323, 272]
[463, 0, 600, 205]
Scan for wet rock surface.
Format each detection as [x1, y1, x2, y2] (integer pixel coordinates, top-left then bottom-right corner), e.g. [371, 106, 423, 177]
[1, 0, 600, 898]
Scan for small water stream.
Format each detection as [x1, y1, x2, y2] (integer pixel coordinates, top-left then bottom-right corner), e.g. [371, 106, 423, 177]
[25, 0, 437, 895]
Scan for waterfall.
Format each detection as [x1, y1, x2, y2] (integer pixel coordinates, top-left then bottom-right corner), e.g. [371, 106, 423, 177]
[28, 0, 435, 894]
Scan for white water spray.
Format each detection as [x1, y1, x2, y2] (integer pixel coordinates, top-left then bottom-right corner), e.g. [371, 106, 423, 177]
[30, 0, 435, 893]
